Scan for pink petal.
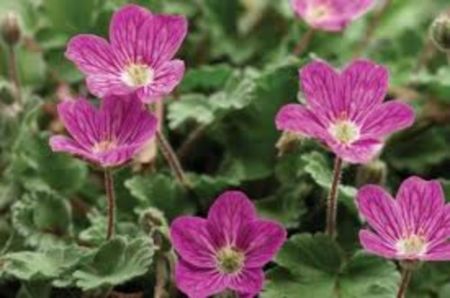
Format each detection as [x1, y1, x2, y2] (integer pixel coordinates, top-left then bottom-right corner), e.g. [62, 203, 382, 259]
[359, 230, 397, 259]
[300, 60, 341, 122]
[426, 205, 450, 251]
[423, 241, 450, 261]
[341, 60, 389, 122]
[175, 259, 227, 298]
[361, 101, 415, 138]
[396, 177, 446, 238]
[49, 135, 93, 160]
[229, 268, 264, 296]
[170, 217, 217, 268]
[207, 191, 257, 247]
[109, 4, 153, 63]
[275, 104, 327, 139]
[95, 145, 141, 167]
[139, 14, 188, 67]
[57, 98, 100, 148]
[86, 73, 131, 98]
[137, 60, 185, 103]
[357, 185, 402, 243]
[329, 137, 382, 164]
[236, 220, 287, 268]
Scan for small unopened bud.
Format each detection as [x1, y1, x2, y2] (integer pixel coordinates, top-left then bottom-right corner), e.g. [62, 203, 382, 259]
[1, 12, 21, 46]
[356, 160, 387, 187]
[430, 10, 450, 52]
[276, 131, 303, 156]
[139, 208, 167, 234]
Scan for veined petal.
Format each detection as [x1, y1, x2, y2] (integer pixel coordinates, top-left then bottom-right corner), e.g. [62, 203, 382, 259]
[341, 60, 388, 122]
[57, 99, 100, 148]
[109, 4, 153, 63]
[357, 185, 402, 243]
[236, 220, 286, 268]
[137, 59, 185, 103]
[175, 259, 227, 298]
[300, 60, 341, 121]
[425, 206, 450, 251]
[207, 191, 257, 247]
[229, 268, 264, 296]
[423, 241, 450, 261]
[275, 104, 327, 139]
[95, 145, 141, 167]
[66, 35, 120, 74]
[49, 135, 93, 160]
[170, 217, 217, 268]
[361, 101, 415, 138]
[396, 177, 446, 237]
[329, 137, 382, 164]
[359, 230, 397, 259]
[86, 73, 131, 98]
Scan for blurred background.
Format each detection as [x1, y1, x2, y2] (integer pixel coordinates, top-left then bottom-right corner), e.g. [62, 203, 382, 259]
[0, 0, 450, 297]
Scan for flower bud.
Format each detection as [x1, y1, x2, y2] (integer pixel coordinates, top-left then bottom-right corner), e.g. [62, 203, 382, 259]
[356, 159, 387, 187]
[430, 10, 450, 52]
[1, 12, 21, 46]
[276, 131, 303, 156]
[139, 207, 167, 234]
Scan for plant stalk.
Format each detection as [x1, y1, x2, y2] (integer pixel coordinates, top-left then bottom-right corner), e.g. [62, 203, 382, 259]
[293, 27, 315, 56]
[325, 157, 343, 238]
[396, 267, 412, 298]
[104, 168, 116, 240]
[7, 45, 22, 104]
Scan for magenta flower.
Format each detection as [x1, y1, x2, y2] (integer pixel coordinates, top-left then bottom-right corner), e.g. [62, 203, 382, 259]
[275, 60, 415, 164]
[291, 0, 374, 32]
[170, 191, 287, 298]
[66, 4, 187, 103]
[357, 176, 450, 261]
[49, 94, 157, 168]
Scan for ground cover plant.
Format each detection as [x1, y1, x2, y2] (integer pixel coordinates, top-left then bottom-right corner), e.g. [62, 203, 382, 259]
[1, 0, 450, 297]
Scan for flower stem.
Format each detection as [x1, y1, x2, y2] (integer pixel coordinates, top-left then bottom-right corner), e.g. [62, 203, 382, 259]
[325, 157, 343, 238]
[293, 27, 315, 56]
[7, 45, 22, 104]
[397, 267, 412, 298]
[103, 168, 116, 240]
[156, 130, 191, 190]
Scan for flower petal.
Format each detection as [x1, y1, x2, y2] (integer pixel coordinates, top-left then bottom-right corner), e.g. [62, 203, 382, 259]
[423, 241, 450, 261]
[229, 268, 264, 296]
[175, 259, 227, 298]
[341, 60, 389, 122]
[275, 104, 327, 139]
[137, 60, 185, 103]
[396, 177, 446, 238]
[425, 206, 450, 252]
[95, 145, 141, 167]
[109, 4, 153, 63]
[49, 135, 92, 160]
[359, 230, 397, 259]
[300, 60, 341, 121]
[170, 216, 217, 268]
[57, 98, 100, 148]
[86, 73, 131, 98]
[329, 137, 382, 164]
[361, 101, 415, 138]
[236, 220, 286, 268]
[207, 191, 257, 247]
[357, 185, 402, 243]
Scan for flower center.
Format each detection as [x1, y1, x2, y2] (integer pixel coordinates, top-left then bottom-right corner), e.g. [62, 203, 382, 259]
[93, 140, 117, 153]
[307, 5, 329, 21]
[329, 120, 360, 145]
[396, 235, 427, 257]
[216, 246, 245, 274]
[121, 63, 154, 88]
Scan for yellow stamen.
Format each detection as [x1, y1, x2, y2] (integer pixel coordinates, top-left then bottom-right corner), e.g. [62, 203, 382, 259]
[216, 246, 245, 274]
[121, 63, 154, 88]
[329, 120, 360, 145]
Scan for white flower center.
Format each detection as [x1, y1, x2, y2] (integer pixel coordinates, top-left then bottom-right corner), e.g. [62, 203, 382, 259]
[121, 63, 154, 88]
[92, 140, 117, 153]
[396, 235, 428, 257]
[216, 246, 245, 274]
[329, 120, 360, 145]
[307, 5, 329, 22]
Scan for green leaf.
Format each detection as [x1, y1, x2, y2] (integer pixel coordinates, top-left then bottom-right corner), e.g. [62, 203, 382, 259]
[178, 64, 234, 93]
[73, 237, 154, 291]
[16, 281, 51, 298]
[263, 233, 400, 298]
[167, 94, 215, 129]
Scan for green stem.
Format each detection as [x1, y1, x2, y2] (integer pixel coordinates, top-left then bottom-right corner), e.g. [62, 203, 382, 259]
[293, 27, 315, 56]
[325, 157, 343, 238]
[396, 268, 412, 298]
[7, 45, 22, 104]
[104, 168, 116, 240]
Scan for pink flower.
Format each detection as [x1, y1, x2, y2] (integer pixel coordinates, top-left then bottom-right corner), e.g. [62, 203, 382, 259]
[66, 4, 187, 103]
[49, 94, 157, 168]
[291, 0, 374, 32]
[170, 191, 287, 298]
[275, 59, 415, 164]
[357, 177, 450, 261]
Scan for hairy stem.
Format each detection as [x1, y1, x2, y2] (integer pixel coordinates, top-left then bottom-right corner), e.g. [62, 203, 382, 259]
[156, 130, 191, 190]
[104, 168, 116, 240]
[177, 124, 208, 162]
[325, 157, 343, 238]
[7, 45, 22, 104]
[293, 27, 315, 56]
[397, 268, 412, 298]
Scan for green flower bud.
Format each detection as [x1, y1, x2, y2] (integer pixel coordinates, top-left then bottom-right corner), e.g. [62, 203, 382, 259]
[430, 10, 450, 52]
[1, 12, 21, 46]
[356, 159, 387, 187]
